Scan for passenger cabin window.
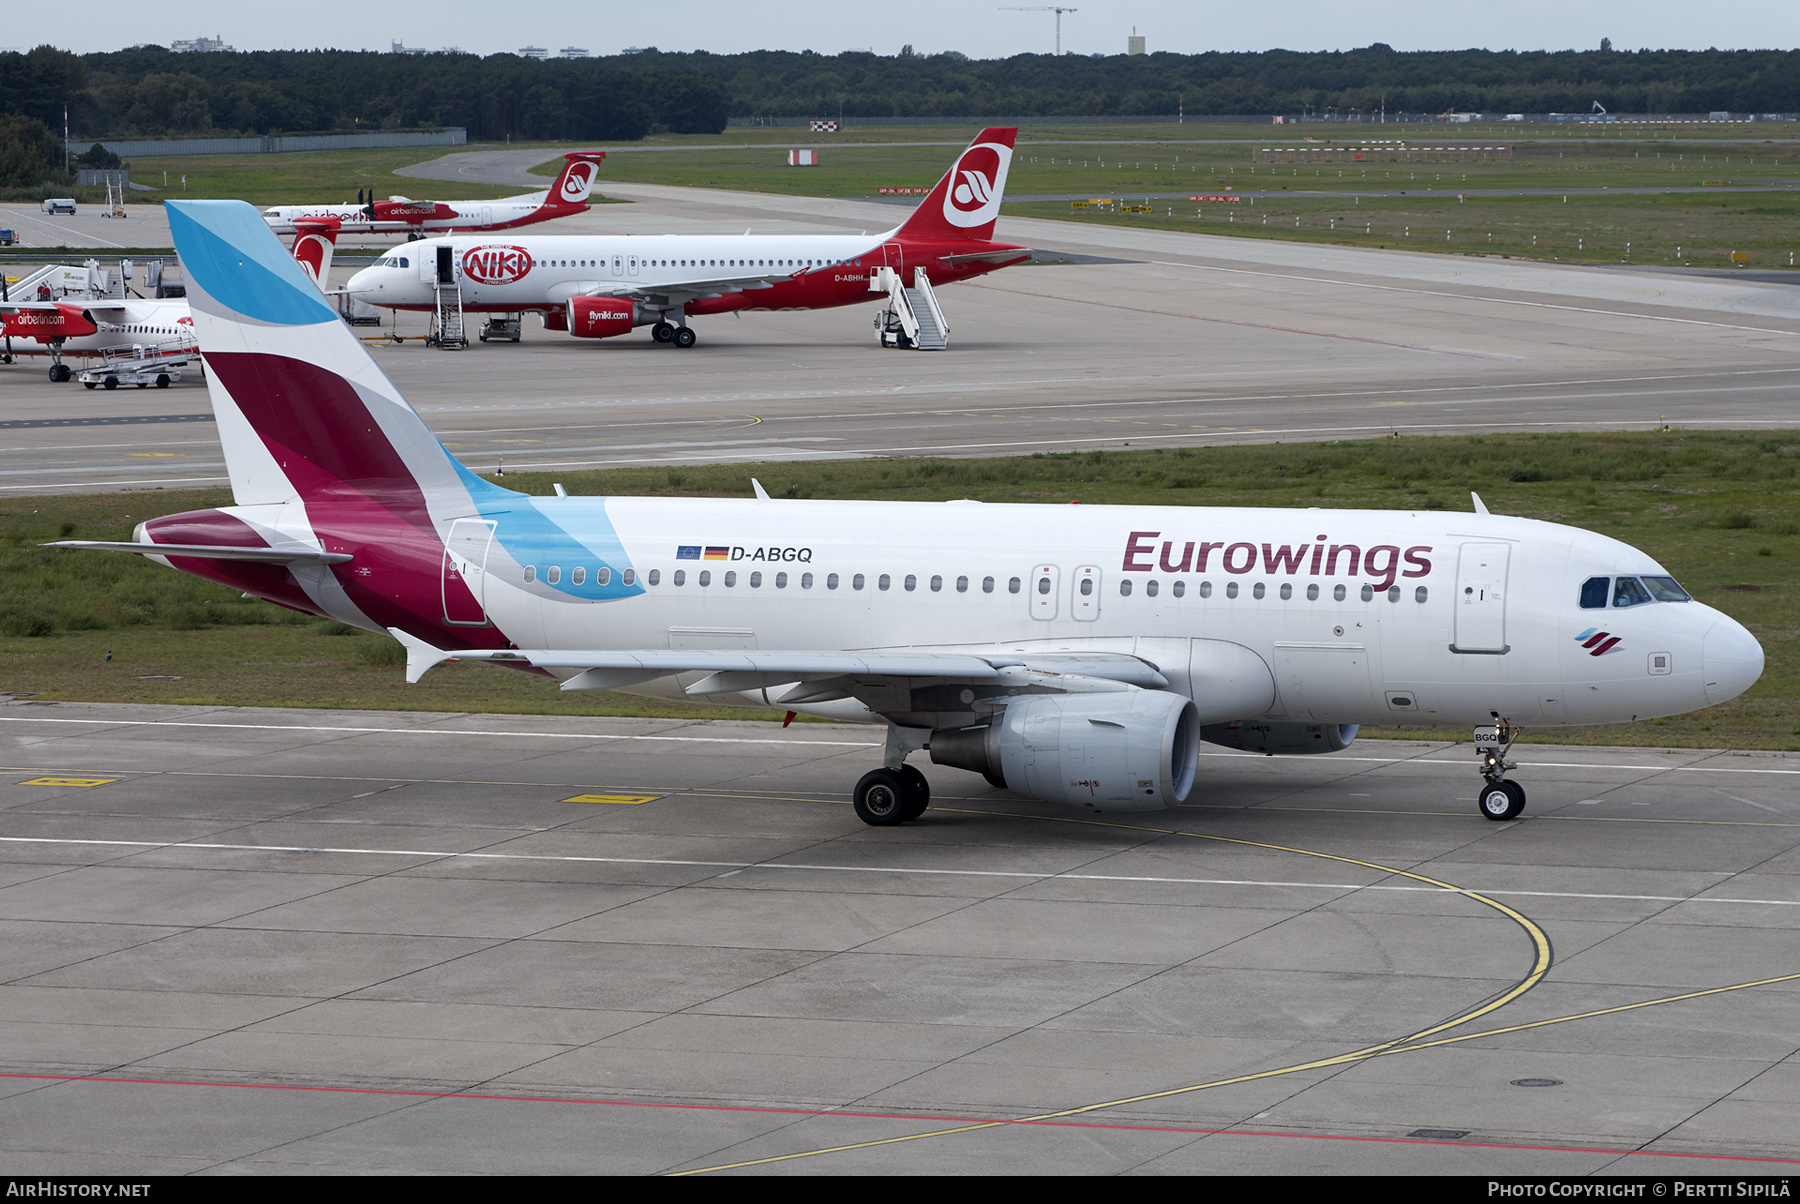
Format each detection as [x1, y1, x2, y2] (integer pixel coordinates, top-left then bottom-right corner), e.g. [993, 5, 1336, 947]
[1613, 576, 1653, 608]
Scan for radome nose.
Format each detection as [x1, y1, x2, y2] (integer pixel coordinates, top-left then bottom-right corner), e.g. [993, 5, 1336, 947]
[1703, 617, 1764, 704]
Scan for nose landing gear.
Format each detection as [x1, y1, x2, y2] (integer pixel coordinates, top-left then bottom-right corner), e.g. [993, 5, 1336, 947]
[1474, 719, 1526, 820]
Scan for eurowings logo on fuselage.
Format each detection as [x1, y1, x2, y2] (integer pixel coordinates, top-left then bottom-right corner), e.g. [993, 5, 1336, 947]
[941, 143, 1012, 229]
[1575, 628, 1623, 656]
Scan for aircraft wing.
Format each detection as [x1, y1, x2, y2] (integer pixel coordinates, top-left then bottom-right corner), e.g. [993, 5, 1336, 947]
[388, 629, 1170, 697]
[580, 269, 797, 310]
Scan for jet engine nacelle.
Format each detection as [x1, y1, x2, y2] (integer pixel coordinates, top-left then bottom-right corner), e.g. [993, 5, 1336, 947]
[1, 302, 98, 342]
[566, 296, 638, 339]
[930, 690, 1200, 810]
[1201, 721, 1358, 755]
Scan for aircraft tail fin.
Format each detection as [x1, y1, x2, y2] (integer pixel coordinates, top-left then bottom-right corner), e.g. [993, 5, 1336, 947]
[544, 151, 606, 207]
[166, 199, 515, 519]
[291, 216, 340, 291]
[892, 127, 1017, 244]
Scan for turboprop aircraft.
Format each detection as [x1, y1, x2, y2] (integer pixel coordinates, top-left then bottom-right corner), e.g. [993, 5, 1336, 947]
[1, 220, 342, 383]
[342, 128, 1030, 348]
[50, 200, 1765, 827]
[259, 151, 606, 237]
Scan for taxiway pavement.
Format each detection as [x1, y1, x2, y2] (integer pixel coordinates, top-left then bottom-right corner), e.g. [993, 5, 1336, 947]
[2, 701, 1797, 1173]
[3, 172, 1799, 495]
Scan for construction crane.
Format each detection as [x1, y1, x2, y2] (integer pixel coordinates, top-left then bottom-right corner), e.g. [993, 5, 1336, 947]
[1001, 6, 1077, 56]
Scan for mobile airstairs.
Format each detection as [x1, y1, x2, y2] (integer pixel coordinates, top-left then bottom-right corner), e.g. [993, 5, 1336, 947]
[871, 266, 949, 350]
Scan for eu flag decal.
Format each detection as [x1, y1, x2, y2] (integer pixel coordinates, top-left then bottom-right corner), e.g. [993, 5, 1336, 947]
[677, 546, 701, 560]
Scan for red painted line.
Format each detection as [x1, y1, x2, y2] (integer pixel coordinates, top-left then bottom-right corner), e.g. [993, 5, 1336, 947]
[1582, 632, 1611, 649]
[3, 1072, 1795, 1165]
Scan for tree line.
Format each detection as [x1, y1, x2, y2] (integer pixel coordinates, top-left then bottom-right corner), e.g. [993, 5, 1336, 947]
[2, 42, 1797, 186]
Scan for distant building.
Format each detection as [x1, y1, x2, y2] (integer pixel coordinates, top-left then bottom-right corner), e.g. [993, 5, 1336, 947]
[621, 47, 651, 55]
[558, 47, 590, 58]
[390, 40, 426, 55]
[170, 34, 233, 53]
[518, 46, 548, 59]
[1127, 35, 1145, 55]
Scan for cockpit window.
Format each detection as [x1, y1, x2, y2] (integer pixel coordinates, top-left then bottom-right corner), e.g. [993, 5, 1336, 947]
[1641, 576, 1691, 603]
[1612, 576, 1654, 608]
[1579, 577, 1609, 609]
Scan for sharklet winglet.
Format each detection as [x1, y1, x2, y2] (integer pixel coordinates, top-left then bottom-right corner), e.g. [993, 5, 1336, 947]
[389, 627, 454, 684]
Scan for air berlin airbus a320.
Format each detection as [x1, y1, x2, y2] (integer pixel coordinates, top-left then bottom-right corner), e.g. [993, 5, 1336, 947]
[344, 128, 1030, 347]
[54, 201, 1764, 828]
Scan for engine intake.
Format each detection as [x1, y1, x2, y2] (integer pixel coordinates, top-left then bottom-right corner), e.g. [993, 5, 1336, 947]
[931, 690, 1200, 810]
[1201, 721, 1358, 755]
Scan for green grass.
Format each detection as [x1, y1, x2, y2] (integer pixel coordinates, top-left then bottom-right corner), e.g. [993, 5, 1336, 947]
[573, 126, 1800, 271]
[3, 431, 1796, 748]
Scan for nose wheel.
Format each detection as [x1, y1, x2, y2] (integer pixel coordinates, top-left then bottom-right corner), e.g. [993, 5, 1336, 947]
[1474, 720, 1526, 820]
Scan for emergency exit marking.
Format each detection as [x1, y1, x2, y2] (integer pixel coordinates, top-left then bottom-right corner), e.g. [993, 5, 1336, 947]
[20, 777, 117, 787]
[564, 793, 662, 805]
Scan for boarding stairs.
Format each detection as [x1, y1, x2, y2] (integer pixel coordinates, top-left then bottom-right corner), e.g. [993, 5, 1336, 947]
[870, 266, 949, 350]
[430, 278, 467, 349]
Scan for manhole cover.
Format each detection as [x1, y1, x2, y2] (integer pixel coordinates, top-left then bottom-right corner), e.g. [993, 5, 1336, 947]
[1407, 1129, 1470, 1140]
[1511, 1078, 1563, 1087]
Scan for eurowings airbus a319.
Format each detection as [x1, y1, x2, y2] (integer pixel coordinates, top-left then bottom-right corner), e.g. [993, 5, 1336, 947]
[54, 200, 1764, 826]
[343, 128, 1030, 348]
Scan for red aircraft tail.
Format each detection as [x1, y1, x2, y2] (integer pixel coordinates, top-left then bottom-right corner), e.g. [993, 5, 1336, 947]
[892, 127, 1017, 244]
[543, 152, 607, 209]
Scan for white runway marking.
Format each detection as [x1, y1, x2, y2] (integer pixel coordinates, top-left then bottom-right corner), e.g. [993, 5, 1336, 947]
[3, 835, 1795, 908]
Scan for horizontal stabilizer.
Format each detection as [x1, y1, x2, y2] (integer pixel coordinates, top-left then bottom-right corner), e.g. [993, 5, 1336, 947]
[47, 540, 351, 565]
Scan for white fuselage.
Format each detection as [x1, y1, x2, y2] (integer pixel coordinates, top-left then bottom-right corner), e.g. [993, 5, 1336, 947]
[260, 195, 554, 235]
[415, 496, 1760, 728]
[3, 299, 194, 359]
[345, 231, 917, 314]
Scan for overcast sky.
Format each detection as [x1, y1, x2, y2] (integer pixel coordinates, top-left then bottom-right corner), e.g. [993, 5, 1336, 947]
[6, 1, 1794, 59]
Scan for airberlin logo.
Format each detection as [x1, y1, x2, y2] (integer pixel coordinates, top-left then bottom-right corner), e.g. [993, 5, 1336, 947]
[1575, 628, 1623, 656]
[560, 160, 599, 203]
[1122, 531, 1432, 592]
[461, 245, 533, 285]
[941, 143, 1011, 228]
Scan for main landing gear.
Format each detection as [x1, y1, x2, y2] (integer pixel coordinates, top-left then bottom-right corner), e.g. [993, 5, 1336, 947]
[651, 320, 697, 349]
[853, 726, 933, 826]
[1474, 719, 1526, 820]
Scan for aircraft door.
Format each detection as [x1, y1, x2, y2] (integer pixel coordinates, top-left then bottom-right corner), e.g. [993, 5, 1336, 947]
[1030, 564, 1060, 620]
[1072, 565, 1102, 621]
[611, 254, 624, 277]
[435, 244, 456, 286]
[627, 254, 640, 277]
[442, 518, 496, 626]
[883, 242, 905, 274]
[1453, 542, 1511, 653]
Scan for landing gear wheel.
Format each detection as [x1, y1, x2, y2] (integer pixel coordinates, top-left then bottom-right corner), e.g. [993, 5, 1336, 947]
[49, 363, 71, 383]
[1479, 780, 1526, 821]
[672, 326, 697, 349]
[651, 321, 675, 343]
[853, 767, 910, 826]
[898, 765, 931, 821]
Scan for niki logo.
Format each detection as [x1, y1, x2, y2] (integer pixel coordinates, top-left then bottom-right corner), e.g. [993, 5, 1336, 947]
[461, 245, 533, 285]
[941, 143, 1011, 228]
[1575, 628, 1623, 656]
[560, 160, 599, 203]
